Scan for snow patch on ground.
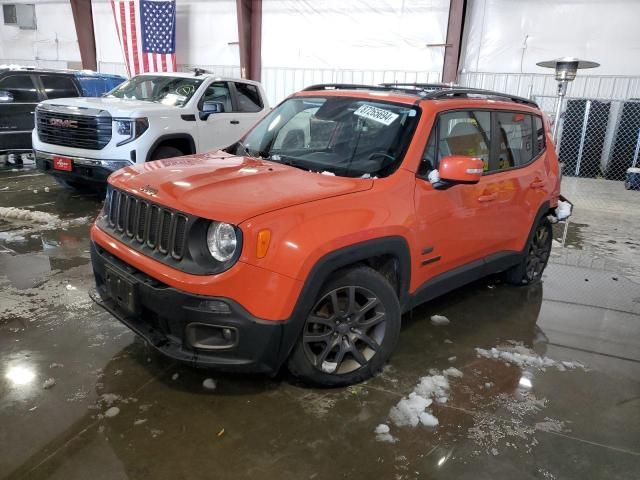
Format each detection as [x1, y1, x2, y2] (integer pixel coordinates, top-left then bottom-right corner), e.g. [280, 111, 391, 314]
[42, 378, 56, 389]
[430, 314, 450, 326]
[202, 378, 217, 390]
[384, 368, 464, 439]
[475, 343, 587, 371]
[374, 423, 398, 443]
[104, 406, 120, 418]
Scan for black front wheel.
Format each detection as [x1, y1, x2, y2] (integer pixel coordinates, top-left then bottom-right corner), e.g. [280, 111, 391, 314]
[287, 267, 401, 387]
[505, 216, 553, 285]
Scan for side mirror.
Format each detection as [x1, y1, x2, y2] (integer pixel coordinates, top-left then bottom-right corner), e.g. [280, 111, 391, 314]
[439, 155, 484, 184]
[0, 90, 14, 103]
[199, 100, 225, 120]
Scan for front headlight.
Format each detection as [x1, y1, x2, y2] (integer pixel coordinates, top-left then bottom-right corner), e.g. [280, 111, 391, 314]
[114, 118, 149, 146]
[206, 222, 237, 262]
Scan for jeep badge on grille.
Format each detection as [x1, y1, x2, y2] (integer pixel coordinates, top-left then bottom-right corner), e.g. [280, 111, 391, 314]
[48, 118, 78, 128]
[139, 185, 158, 196]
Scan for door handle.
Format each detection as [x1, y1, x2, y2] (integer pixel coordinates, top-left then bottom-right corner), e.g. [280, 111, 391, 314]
[478, 192, 498, 203]
[230, 120, 240, 125]
[530, 178, 545, 189]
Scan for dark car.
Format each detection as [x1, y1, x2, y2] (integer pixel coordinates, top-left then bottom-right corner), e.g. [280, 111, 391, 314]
[0, 66, 124, 163]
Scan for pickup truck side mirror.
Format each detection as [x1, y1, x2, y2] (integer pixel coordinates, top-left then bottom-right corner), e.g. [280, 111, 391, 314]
[199, 100, 225, 120]
[0, 90, 14, 103]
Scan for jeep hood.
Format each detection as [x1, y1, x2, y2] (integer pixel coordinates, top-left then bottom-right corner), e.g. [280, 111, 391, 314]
[109, 151, 373, 224]
[40, 96, 178, 118]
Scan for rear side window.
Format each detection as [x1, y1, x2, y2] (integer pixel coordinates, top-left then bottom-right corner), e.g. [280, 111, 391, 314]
[534, 115, 545, 154]
[421, 110, 491, 174]
[234, 82, 263, 112]
[40, 75, 79, 99]
[495, 111, 534, 169]
[0, 74, 39, 102]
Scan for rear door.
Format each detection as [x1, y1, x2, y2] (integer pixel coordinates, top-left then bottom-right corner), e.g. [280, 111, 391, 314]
[0, 73, 42, 152]
[229, 81, 266, 131]
[489, 111, 547, 251]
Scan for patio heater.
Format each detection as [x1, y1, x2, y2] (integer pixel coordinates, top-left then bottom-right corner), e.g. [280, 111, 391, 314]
[536, 57, 600, 143]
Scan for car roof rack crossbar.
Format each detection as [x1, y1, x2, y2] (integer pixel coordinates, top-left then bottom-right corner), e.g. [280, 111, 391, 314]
[301, 83, 538, 108]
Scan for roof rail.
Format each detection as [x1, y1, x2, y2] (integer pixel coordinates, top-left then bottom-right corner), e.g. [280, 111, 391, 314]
[301, 83, 538, 108]
[423, 87, 538, 107]
[302, 83, 394, 93]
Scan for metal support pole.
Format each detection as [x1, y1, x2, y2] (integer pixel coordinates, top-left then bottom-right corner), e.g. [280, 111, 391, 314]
[575, 100, 591, 176]
[552, 81, 568, 144]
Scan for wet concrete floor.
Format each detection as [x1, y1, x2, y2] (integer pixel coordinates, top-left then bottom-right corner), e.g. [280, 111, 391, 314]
[1, 165, 639, 479]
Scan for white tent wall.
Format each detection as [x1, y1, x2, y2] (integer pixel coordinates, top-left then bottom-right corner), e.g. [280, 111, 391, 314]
[0, 0, 81, 68]
[458, 0, 640, 99]
[261, 0, 449, 104]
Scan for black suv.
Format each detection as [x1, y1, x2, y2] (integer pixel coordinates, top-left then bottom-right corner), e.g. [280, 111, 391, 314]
[0, 66, 124, 162]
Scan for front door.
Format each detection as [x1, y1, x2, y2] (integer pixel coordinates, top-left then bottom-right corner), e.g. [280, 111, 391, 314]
[0, 73, 41, 152]
[413, 109, 497, 287]
[196, 81, 244, 153]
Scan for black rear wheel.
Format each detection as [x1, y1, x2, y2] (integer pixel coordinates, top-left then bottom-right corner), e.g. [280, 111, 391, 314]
[287, 267, 401, 387]
[505, 216, 553, 285]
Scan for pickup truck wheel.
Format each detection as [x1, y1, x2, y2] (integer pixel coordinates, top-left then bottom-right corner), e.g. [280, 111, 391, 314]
[150, 146, 183, 161]
[287, 266, 401, 387]
[504, 216, 552, 286]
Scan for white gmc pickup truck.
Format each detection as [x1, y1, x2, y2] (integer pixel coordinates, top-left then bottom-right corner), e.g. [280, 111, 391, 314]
[33, 72, 269, 190]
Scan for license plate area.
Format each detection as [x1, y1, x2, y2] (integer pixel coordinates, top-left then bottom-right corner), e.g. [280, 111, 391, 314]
[53, 156, 73, 171]
[104, 265, 139, 316]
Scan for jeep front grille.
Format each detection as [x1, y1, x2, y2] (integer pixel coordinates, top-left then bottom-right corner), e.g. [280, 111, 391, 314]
[36, 106, 112, 150]
[106, 188, 188, 261]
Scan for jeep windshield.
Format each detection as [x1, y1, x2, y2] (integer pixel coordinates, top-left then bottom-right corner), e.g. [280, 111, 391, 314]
[230, 96, 420, 178]
[106, 75, 203, 107]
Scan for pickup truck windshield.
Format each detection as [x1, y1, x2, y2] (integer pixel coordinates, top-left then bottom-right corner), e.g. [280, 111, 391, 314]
[232, 96, 420, 178]
[107, 75, 203, 107]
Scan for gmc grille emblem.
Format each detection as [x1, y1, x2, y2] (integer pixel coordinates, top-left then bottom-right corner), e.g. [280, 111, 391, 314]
[139, 185, 158, 196]
[48, 118, 78, 128]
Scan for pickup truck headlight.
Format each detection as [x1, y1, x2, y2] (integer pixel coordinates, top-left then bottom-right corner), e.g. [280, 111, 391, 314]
[114, 118, 149, 146]
[206, 221, 238, 262]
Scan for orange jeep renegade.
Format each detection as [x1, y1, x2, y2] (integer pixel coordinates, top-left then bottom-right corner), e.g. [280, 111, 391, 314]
[90, 83, 571, 386]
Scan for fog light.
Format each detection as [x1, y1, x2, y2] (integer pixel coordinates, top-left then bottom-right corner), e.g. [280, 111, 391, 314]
[186, 323, 238, 350]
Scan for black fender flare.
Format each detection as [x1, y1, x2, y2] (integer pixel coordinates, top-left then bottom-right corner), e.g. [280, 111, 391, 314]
[275, 236, 411, 368]
[146, 134, 196, 162]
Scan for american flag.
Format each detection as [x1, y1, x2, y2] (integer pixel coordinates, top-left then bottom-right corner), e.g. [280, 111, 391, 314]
[110, 0, 177, 76]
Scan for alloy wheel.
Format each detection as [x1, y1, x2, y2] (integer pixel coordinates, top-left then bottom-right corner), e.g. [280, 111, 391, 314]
[525, 223, 552, 281]
[302, 286, 387, 375]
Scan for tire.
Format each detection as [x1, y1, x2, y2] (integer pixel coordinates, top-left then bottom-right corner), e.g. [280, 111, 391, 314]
[624, 180, 632, 190]
[504, 216, 553, 286]
[287, 266, 401, 387]
[149, 146, 183, 161]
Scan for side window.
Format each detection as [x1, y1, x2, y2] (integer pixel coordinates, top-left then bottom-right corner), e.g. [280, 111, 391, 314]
[234, 82, 263, 112]
[495, 111, 534, 169]
[201, 82, 232, 113]
[534, 115, 545, 154]
[0, 74, 39, 102]
[39, 75, 80, 99]
[420, 110, 491, 175]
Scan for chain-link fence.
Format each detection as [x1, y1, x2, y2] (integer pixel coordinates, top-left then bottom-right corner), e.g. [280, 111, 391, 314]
[535, 95, 640, 181]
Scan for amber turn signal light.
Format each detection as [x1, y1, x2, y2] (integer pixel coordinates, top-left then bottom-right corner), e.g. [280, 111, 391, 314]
[256, 229, 271, 258]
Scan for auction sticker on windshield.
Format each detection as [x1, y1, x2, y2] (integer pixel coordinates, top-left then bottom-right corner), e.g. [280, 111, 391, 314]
[354, 104, 399, 126]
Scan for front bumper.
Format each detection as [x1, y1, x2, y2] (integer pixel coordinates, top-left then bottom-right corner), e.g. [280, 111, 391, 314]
[90, 242, 285, 373]
[35, 150, 132, 184]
